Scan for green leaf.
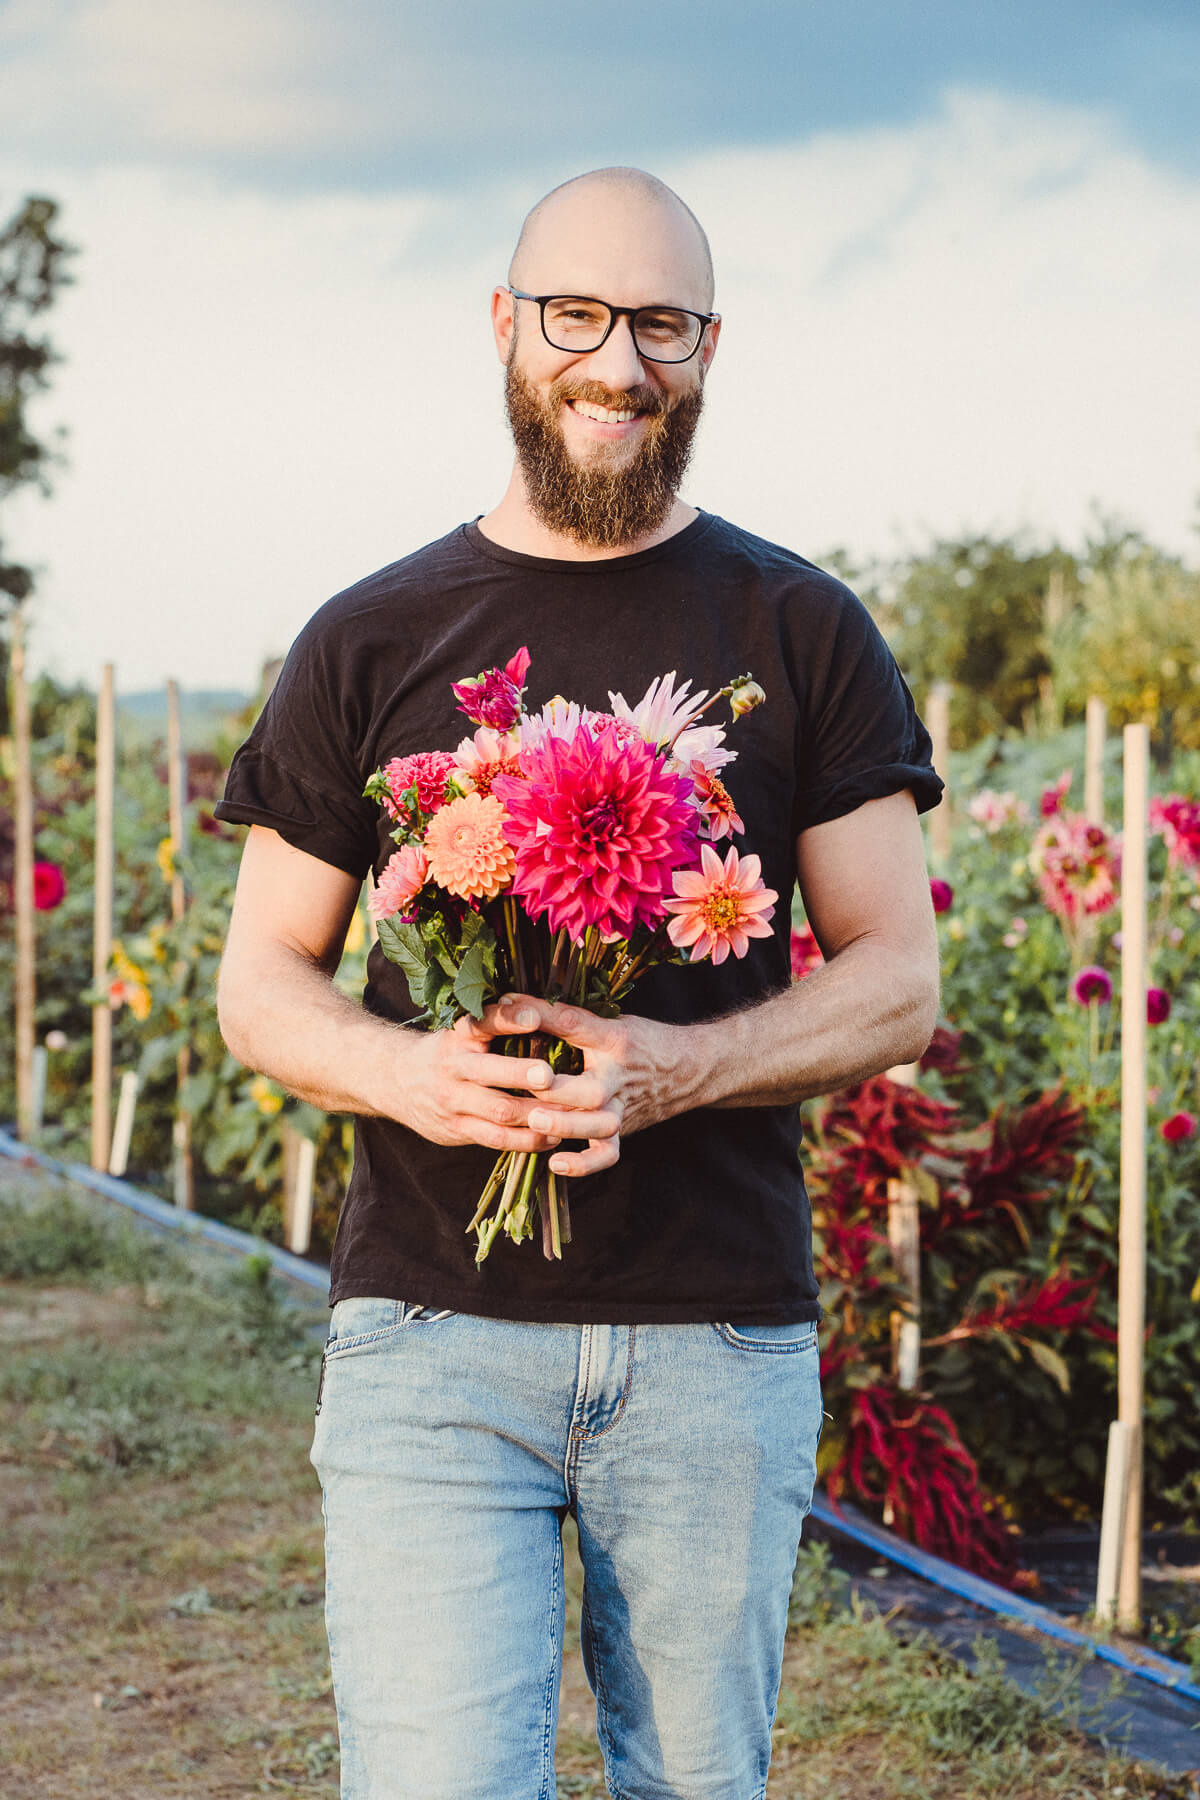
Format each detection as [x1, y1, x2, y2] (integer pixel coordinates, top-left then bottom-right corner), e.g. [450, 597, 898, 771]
[1027, 1340, 1072, 1394]
[376, 916, 429, 1008]
[179, 1070, 216, 1115]
[452, 937, 493, 1021]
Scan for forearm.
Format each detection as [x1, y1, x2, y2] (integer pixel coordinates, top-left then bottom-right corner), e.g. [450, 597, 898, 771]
[217, 941, 412, 1117]
[665, 936, 939, 1115]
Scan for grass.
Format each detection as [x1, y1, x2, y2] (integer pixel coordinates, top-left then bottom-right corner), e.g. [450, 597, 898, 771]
[1, 1167, 1197, 1799]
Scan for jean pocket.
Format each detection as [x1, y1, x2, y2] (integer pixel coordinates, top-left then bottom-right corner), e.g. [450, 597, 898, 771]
[399, 1301, 457, 1326]
[713, 1321, 819, 1354]
[324, 1297, 404, 1356]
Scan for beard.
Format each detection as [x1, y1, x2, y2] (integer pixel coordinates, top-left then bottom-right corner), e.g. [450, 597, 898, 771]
[504, 341, 705, 550]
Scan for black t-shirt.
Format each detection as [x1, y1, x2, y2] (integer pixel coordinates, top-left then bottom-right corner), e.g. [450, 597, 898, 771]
[214, 511, 942, 1323]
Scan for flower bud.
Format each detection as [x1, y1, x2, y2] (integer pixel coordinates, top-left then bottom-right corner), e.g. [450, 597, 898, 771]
[729, 679, 766, 719]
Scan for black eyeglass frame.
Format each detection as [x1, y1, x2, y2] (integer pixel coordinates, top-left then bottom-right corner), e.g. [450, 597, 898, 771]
[507, 287, 720, 364]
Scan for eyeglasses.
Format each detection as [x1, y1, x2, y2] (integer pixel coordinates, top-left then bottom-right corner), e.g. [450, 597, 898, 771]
[508, 288, 719, 364]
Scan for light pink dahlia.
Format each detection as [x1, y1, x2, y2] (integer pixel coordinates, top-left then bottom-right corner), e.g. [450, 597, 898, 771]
[380, 751, 456, 824]
[369, 845, 429, 920]
[492, 724, 698, 942]
[451, 726, 525, 799]
[664, 843, 778, 964]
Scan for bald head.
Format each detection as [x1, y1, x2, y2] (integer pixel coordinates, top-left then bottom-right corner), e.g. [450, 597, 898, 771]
[508, 167, 714, 312]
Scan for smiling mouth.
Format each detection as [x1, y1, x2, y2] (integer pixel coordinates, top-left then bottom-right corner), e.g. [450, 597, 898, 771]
[566, 398, 644, 425]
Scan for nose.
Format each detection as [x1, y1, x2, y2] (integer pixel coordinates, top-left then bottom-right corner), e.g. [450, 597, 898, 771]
[583, 312, 646, 390]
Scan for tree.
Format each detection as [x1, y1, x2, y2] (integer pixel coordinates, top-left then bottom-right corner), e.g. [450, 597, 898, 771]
[0, 195, 75, 736]
[1051, 545, 1200, 761]
[0, 194, 75, 609]
[866, 534, 1080, 747]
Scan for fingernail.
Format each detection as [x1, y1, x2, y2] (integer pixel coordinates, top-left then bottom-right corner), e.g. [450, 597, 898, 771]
[549, 1157, 569, 1173]
[529, 1111, 551, 1131]
[527, 1063, 550, 1087]
[516, 1010, 537, 1030]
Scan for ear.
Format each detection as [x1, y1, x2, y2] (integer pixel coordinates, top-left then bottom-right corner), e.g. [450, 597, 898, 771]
[699, 313, 722, 375]
[491, 285, 516, 365]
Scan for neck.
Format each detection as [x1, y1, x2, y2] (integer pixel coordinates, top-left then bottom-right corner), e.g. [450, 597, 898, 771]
[478, 465, 697, 562]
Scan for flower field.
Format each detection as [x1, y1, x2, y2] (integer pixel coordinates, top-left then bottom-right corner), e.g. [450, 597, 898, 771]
[2, 696, 1200, 1609]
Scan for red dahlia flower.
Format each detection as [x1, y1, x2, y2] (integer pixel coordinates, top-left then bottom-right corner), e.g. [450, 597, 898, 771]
[929, 877, 954, 914]
[451, 646, 531, 731]
[1072, 965, 1112, 1005]
[493, 724, 697, 943]
[1146, 986, 1171, 1026]
[1162, 1112, 1196, 1143]
[33, 862, 66, 910]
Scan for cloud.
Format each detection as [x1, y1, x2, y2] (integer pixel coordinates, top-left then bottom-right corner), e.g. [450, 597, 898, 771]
[0, 0, 353, 159]
[4, 88, 1198, 693]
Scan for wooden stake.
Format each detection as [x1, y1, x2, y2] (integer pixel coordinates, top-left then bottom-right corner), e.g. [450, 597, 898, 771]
[1117, 722, 1149, 1629]
[1095, 1419, 1137, 1623]
[109, 1070, 139, 1177]
[30, 1044, 47, 1138]
[1085, 696, 1107, 826]
[281, 1123, 317, 1255]
[10, 605, 35, 1140]
[166, 679, 194, 1209]
[926, 682, 952, 867]
[885, 1061, 922, 1392]
[90, 664, 116, 1170]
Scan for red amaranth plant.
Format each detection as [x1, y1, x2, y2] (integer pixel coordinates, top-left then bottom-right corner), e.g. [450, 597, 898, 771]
[924, 1268, 1114, 1350]
[827, 1382, 1018, 1583]
[961, 1086, 1086, 1217]
[814, 1074, 959, 1207]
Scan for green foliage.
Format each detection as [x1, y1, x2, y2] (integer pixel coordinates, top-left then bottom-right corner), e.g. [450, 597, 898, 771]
[0, 193, 76, 612]
[1052, 546, 1200, 757]
[866, 534, 1076, 745]
[859, 521, 1200, 756]
[787, 1539, 853, 1629]
[0, 1184, 322, 1478]
[0, 1183, 175, 1283]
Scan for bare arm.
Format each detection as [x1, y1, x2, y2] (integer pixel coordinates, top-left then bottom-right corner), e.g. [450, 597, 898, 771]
[216, 826, 562, 1152]
[493, 790, 940, 1173]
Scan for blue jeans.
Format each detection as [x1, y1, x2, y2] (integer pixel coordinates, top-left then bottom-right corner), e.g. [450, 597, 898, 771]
[310, 1298, 822, 1800]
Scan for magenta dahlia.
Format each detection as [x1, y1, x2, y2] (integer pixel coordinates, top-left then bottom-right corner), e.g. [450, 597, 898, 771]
[380, 750, 457, 824]
[493, 725, 698, 942]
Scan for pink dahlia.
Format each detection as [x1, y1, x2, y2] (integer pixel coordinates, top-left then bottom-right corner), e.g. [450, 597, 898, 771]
[665, 843, 778, 965]
[380, 751, 456, 825]
[1040, 770, 1073, 818]
[33, 862, 66, 911]
[424, 793, 515, 901]
[451, 646, 531, 731]
[691, 760, 743, 840]
[369, 844, 429, 920]
[1150, 794, 1200, 873]
[790, 924, 823, 979]
[493, 724, 697, 942]
[1030, 812, 1120, 922]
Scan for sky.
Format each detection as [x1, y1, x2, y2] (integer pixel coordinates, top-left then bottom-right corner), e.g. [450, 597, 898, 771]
[1, 0, 1198, 694]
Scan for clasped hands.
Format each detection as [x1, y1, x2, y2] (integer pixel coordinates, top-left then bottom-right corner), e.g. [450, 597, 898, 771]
[400, 994, 683, 1177]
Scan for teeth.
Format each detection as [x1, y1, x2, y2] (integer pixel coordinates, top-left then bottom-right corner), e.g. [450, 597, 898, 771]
[571, 400, 639, 424]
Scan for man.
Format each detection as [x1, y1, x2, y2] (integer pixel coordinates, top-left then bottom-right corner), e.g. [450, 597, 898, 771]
[215, 166, 942, 1800]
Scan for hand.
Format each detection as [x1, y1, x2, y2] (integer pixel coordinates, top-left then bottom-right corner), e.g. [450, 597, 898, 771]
[479, 994, 685, 1177]
[388, 1007, 565, 1155]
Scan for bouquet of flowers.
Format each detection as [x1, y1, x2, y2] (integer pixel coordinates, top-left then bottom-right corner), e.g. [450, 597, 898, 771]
[364, 648, 776, 1265]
